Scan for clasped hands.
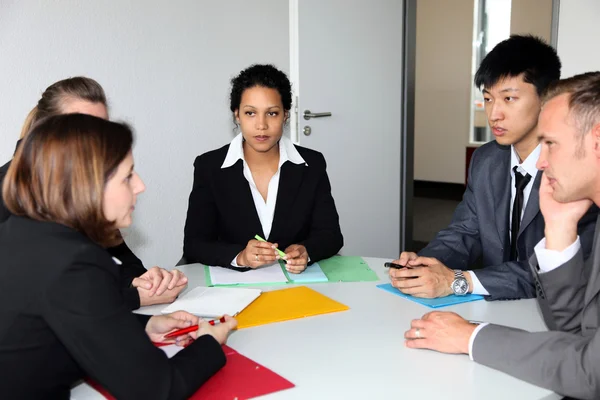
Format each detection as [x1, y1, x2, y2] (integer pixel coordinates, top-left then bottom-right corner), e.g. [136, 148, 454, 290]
[132, 266, 188, 306]
[237, 239, 309, 273]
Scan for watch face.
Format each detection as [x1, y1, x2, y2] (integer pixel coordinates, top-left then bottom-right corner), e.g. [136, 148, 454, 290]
[452, 278, 468, 295]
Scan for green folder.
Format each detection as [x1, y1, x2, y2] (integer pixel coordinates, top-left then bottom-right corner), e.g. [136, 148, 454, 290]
[317, 256, 379, 282]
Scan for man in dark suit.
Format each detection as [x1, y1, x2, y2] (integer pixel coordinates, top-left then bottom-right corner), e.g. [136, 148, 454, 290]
[389, 35, 597, 300]
[403, 71, 600, 400]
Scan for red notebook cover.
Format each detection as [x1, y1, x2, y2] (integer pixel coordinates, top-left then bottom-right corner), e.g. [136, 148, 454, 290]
[86, 344, 294, 400]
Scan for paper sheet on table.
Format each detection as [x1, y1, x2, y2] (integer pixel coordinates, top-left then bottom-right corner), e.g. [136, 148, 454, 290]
[160, 286, 261, 317]
[207, 262, 288, 286]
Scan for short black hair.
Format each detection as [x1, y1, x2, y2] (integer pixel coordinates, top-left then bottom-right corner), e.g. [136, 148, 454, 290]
[475, 35, 561, 95]
[229, 64, 293, 113]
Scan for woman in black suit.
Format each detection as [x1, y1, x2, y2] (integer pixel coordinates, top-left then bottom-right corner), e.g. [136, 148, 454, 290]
[0, 77, 187, 309]
[0, 114, 236, 399]
[183, 64, 343, 273]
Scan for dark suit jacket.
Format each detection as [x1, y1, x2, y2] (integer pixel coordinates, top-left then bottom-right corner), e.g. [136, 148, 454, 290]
[183, 144, 343, 268]
[0, 143, 147, 309]
[0, 158, 11, 223]
[0, 216, 226, 399]
[419, 141, 597, 300]
[472, 216, 600, 399]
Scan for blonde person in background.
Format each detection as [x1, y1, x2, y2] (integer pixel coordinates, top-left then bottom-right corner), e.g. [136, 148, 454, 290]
[0, 77, 186, 309]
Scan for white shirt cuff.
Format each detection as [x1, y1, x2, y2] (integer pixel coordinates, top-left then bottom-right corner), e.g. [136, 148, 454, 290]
[467, 271, 490, 296]
[468, 322, 490, 361]
[534, 236, 580, 273]
[231, 253, 241, 267]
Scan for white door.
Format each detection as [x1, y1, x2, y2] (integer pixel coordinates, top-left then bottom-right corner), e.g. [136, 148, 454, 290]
[292, 0, 405, 258]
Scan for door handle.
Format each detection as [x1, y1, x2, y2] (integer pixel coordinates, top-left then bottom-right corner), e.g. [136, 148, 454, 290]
[303, 109, 332, 120]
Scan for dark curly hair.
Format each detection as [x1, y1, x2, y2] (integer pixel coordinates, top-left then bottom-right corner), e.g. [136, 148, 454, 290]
[229, 64, 293, 114]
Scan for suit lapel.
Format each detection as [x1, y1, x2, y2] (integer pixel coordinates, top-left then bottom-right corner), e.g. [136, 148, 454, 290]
[218, 160, 265, 238]
[269, 162, 305, 241]
[518, 170, 542, 236]
[492, 149, 512, 249]
[584, 216, 600, 304]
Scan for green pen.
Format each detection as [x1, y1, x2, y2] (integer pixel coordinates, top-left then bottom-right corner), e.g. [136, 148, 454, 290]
[254, 234, 286, 258]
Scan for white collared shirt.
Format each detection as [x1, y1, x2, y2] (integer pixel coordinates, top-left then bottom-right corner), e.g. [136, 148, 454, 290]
[221, 133, 307, 266]
[469, 144, 542, 296]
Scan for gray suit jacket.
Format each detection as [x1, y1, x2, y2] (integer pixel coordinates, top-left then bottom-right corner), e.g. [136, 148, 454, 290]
[472, 216, 600, 400]
[419, 141, 597, 300]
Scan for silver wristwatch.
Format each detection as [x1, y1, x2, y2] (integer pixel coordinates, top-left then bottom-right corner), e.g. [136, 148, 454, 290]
[451, 270, 469, 296]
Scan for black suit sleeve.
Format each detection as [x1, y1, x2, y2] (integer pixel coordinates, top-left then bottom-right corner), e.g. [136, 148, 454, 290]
[107, 241, 147, 284]
[299, 154, 343, 261]
[0, 160, 11, 224]
[43, 249, 226, 400]
[107, 241, 147, 310]
[183, 156, 246, 267]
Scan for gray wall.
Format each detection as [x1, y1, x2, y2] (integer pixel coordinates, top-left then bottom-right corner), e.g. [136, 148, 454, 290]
[414, 0, 473, 184]
[557, 0, 600, 77]
[0, 0, 289, 267]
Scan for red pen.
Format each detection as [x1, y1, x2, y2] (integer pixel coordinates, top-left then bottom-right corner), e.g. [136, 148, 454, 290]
[163, 316, 227, 339]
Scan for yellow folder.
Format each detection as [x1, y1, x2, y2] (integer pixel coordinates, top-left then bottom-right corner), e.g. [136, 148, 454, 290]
[235, 286, 349, 329]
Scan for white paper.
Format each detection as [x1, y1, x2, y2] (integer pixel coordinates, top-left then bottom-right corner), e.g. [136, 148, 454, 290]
[161, 286, 261, 317]
[209, 262, 288, 286]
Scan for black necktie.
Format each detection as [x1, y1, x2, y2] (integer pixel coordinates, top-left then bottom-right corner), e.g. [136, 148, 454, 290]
[510, 166, 532, 260]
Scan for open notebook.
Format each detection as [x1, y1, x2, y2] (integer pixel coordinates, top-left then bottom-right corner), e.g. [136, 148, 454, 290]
[206, 261, 329, 286]
[161, 287, 261, 318]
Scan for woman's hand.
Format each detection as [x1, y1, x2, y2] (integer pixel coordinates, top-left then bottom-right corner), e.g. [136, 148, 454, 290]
[237, 239, 280, 268]
[190, 315, 238, 345]
[132, 267, 188, 306]
[145, 311, 199, 345]
[283, 244, 309, 273]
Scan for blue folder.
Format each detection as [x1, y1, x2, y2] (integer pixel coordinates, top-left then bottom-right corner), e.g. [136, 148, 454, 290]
[376, 283, 484, 308]
[284, 262, 329, 283]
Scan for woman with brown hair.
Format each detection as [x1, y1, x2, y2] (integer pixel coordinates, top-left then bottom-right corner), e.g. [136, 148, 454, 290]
[0, 113, 237, 399]
[0, 77, 186, 309]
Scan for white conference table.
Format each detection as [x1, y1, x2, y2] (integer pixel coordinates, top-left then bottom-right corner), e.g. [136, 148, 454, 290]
[133, 257, 560, 400]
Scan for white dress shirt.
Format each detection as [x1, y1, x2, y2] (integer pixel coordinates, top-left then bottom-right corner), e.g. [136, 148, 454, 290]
[221, 133, 307, 267]
[468, 144, 541, 296]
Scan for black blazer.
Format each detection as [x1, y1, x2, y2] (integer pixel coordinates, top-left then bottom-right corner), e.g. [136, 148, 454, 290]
[0, 146, 147, 309]
[183, 144, 343, 267]
[0, 159, 11, 223]
[0, 216, 226, 399]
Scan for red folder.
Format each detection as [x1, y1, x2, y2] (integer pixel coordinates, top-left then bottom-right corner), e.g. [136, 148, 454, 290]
[86, 344, 294, 400]
[192, 345, 294, 399]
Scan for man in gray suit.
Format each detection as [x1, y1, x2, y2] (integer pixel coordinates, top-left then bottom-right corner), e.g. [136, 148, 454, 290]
[389, 35, 597, 300]
[404, 72, 600, 400]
